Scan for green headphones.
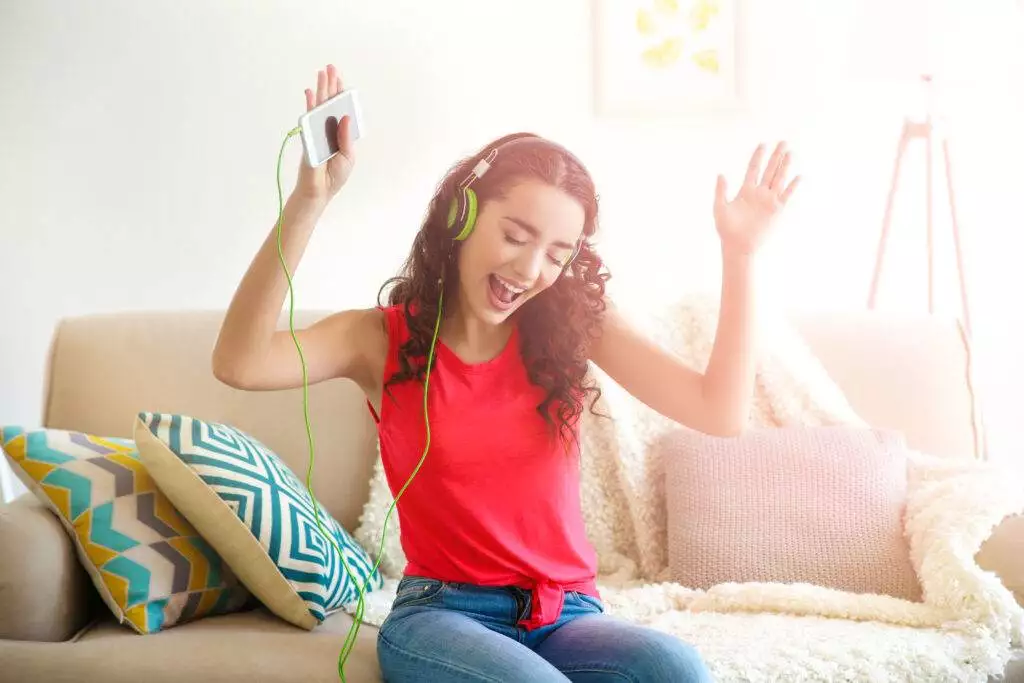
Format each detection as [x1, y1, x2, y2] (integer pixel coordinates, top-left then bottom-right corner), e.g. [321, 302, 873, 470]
[446, 148, 497, 242]
[445, 143, 584, 269]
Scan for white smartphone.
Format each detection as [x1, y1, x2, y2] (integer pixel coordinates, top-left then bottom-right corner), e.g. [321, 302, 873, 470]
[298, 88, 364, 168]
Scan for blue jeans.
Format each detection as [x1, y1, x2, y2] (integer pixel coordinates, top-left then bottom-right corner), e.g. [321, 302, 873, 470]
[376, 575, 714, 682]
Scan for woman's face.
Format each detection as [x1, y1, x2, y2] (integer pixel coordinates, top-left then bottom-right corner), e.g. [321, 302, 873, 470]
[455, 178, 585, 327]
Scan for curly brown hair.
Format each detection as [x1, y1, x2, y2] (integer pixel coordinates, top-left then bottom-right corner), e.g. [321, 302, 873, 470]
[376, 132, 611, 449]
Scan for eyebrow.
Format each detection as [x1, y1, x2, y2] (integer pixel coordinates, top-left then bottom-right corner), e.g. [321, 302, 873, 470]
[503, 216, 576, 250]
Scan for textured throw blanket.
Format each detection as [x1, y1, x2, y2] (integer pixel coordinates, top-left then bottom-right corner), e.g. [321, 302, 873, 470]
[349, 293, 1024, 682]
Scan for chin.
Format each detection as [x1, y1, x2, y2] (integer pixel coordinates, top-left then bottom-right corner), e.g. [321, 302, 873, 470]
[474, 295, 519, 325]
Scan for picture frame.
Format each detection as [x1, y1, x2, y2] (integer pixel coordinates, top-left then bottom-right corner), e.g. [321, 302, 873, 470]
[592, 0, 742, 116]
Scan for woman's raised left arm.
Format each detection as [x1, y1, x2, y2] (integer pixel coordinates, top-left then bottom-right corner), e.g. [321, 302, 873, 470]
[589, 142, 800, 436]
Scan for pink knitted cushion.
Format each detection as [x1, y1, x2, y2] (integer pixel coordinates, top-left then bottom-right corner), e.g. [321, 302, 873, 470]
[664, 426, 922, 601]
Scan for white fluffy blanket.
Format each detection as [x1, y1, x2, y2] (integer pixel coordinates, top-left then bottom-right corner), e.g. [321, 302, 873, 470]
[348, 293, 1024, 682]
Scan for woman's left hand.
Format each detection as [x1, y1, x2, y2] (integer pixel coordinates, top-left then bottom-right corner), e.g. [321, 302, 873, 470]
[714, 141, 800, 257]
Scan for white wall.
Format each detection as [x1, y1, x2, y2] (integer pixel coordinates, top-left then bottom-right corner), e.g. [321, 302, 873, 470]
[2, 0, 1023, 501]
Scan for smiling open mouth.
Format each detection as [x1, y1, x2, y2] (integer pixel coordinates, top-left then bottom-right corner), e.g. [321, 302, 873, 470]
[489, 274, 526, 306]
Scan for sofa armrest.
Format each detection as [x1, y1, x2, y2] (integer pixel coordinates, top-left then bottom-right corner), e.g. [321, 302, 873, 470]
[976, 512, 1024, 607]
[0, 493, 97, 641]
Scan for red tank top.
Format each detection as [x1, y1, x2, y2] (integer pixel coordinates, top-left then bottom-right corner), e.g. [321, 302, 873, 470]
[367, 304, 599, 629]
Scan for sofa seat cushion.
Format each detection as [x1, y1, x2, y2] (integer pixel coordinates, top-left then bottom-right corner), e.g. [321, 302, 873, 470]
[1, 605, 1022, 683]
[0, 606, 383, 683]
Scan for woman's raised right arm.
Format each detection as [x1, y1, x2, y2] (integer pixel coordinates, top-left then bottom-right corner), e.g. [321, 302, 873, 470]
[211, 64, 385, 395]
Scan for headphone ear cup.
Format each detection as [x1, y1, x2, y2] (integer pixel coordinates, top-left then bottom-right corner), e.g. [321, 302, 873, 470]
[447, 187, 479, 241]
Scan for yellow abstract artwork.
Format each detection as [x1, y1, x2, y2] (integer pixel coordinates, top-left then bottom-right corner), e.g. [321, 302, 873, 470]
[641, 37, 685, 69]
[594, 0, 737, 115]
[636, 0, 721, 72]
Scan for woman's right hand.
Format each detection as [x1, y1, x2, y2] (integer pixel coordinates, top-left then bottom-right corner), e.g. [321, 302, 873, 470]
[294, 64, 356, 206]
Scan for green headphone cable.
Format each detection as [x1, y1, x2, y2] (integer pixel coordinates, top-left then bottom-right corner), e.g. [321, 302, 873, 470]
[274, 126, 442, 682]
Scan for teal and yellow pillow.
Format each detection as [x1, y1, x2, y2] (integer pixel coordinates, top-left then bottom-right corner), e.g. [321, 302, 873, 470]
[134, 412, 384, 630]
[0, 426, 252, 634]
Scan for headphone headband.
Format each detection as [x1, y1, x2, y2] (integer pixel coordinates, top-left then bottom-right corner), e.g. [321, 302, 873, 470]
[459, 148, 498, 190]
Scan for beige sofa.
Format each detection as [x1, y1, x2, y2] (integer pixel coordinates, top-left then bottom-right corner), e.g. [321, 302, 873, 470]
[1, 308, 1023, 682]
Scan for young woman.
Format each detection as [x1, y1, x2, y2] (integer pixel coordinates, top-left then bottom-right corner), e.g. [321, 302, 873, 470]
[214, 65, 799, 683]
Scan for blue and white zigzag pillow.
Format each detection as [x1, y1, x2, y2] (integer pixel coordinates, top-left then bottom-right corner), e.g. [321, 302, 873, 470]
[134, 412, 382, 629]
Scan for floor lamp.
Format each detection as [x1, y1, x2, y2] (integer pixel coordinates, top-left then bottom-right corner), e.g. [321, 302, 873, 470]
[866, 74, 973, 338]
[867, 73, 986, 459]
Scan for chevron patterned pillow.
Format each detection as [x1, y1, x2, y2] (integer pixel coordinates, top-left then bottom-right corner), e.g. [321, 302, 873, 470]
[0, 426, 252, 634]
[133, 412, 384, 630]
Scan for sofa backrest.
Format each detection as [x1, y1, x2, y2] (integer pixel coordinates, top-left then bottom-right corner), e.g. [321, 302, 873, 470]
[790, 309, 982, 460]
[41, 308, 981, 528]
[41, 310, 379, 531]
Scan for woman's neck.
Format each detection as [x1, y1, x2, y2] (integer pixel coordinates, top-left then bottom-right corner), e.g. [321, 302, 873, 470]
[441, 300, 515, 364]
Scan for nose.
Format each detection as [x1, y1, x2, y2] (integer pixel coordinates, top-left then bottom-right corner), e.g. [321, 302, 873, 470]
[513, 246, 545, 285]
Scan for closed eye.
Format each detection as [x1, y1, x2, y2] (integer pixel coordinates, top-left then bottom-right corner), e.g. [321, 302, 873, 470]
[505, 233, 566, 266]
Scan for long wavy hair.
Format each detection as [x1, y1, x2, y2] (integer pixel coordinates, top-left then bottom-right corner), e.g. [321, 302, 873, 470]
[376, 132, 611, 449]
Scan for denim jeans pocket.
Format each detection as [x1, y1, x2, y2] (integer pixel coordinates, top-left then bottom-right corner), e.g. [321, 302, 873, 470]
[393, 576, 446, 609]
[568, 591, 605, 613]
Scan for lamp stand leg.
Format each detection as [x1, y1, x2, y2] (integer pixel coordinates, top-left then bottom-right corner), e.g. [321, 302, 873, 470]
[943, 136, 972, 337]
[926, 118, 935, 314]
[868, 120, 911, 309]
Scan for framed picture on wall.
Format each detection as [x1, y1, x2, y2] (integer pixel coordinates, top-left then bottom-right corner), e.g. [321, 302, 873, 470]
[592, 0, 741, 116]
